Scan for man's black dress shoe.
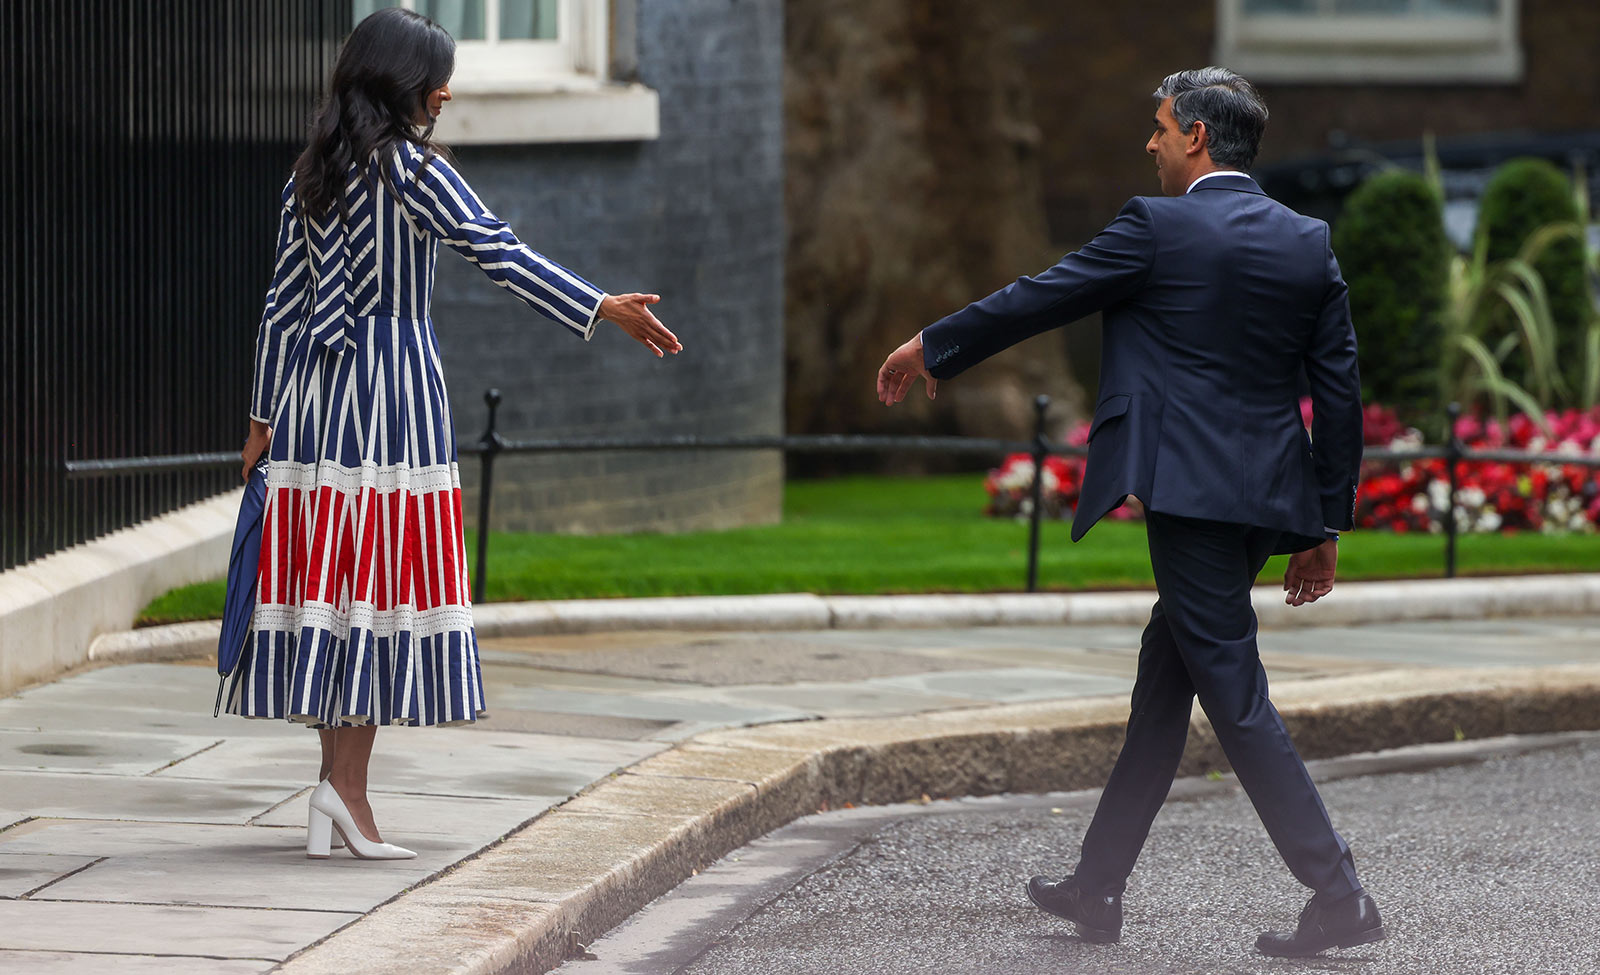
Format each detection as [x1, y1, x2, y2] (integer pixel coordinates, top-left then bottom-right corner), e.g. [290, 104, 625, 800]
[1025, 875, 1122, 943]
[1256, 890, 1386, 957]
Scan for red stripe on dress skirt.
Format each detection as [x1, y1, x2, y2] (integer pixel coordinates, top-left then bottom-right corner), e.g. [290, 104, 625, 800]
[456, 487, 470, 604]
[334, 490, 356, 611]
[401, 490, 423, 610]
[290, 487, 311, 607]
[273, 486, 292, 602]
[440, 488, 459, 606]
[424, 493, 443, 612]
[304, 485, 333, 605]
[256, 480, 471, 617]
[354, 493, 378, 607]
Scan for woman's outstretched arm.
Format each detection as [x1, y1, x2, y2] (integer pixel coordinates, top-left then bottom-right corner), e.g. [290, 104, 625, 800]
[398, 147, 678, 349]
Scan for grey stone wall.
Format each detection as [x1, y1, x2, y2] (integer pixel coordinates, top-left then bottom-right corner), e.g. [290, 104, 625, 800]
[432, 0, 784, 534]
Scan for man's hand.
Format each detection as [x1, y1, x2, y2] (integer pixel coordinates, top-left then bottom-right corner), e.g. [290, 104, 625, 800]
[877, 332, 938, 405]
[1283, 538, 1337, 606]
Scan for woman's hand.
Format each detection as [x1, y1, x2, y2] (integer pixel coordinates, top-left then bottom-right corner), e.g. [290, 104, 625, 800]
[241, 420, 271, 481]
[599, 293, 681, 358]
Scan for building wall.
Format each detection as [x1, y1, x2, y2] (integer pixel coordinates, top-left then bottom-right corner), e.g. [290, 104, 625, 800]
[431, 0, 785, 534]
[1013, 0, 1600, 248]
[781, 0, 1081, 451]
[1002, 0, 1599, 400]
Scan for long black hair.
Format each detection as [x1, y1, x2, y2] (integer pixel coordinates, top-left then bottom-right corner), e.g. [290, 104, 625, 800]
[294, 7, 456, 219]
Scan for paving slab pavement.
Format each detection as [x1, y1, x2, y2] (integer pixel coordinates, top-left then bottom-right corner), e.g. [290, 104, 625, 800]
[2, 613, 1599, 973]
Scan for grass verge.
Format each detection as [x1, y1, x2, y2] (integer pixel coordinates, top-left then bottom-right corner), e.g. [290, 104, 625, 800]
[135, 474, 1600, 625]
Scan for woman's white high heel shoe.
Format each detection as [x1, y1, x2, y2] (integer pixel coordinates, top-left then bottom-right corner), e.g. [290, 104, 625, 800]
[307, 803, 344, 853]
[306, 780, 416, 860]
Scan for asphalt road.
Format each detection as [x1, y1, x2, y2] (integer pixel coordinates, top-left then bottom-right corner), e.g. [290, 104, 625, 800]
[563, 732, 1600, 975]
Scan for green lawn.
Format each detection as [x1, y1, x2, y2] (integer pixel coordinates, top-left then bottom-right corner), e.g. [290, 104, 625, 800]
[135, 474, 1600, 625]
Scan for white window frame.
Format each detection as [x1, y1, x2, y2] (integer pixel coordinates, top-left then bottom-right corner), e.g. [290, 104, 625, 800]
[448, 0, 600, 88]
[366, 0, 659, 143]
[1214, 0, 1523, 84]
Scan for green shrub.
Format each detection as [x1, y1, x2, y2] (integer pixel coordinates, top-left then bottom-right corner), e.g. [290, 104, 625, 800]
[1332, 168, 1451, 419]
[1475, 158, 1592, 393]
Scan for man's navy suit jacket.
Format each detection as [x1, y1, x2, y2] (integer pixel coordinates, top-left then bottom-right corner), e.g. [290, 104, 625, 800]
[920, 175, 1362, 554]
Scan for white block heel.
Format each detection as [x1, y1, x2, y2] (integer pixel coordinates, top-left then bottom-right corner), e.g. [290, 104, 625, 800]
[306, 802, 333, 859]
[308, 780, 416, 861]
[308, 803, 344, 854]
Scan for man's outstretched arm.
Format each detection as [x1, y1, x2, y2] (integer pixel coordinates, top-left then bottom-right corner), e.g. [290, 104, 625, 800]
[878, 197, 1156, 404]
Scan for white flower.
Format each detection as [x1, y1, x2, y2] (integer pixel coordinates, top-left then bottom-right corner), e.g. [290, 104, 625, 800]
[1389, 430, 1425, 450]
[997, 462, 1035, 493]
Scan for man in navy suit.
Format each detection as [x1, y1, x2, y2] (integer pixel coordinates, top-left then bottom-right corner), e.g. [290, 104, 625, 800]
[877, 67, 1384, 957]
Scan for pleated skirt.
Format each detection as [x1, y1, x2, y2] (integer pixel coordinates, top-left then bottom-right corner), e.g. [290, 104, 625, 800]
[228, 315, 486, 727]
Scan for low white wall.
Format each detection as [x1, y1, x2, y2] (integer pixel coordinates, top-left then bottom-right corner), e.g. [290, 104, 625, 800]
[0, 489, 240, 695]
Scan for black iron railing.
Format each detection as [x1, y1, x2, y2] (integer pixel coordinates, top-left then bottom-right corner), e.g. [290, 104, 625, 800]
[0, 0, 348, 573]
[63, 394, 1600, 601]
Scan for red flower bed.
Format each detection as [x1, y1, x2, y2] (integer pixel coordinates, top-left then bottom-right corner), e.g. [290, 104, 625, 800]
[984, 453, 1080, 519]
[984, 401, 1600, 534]
[1354, 402, 1600, 534]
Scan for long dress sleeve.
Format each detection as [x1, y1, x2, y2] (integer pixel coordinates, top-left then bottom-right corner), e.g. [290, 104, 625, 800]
[249, 182, 312, 423]
[397, 145, 605, 340]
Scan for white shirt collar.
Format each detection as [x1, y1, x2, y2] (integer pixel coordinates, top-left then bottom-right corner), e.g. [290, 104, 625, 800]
[1186, 170, 1251, 194]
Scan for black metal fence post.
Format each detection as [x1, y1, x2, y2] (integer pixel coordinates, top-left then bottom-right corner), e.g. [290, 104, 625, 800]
[1444, 401, 1462, 579]
[1026, 395, 1050, 593]
[473, 388, 505, 604]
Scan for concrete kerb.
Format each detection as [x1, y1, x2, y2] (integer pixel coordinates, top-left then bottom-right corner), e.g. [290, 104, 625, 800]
[274, 663, 1600, 975]
[98, 573, 1600, 665]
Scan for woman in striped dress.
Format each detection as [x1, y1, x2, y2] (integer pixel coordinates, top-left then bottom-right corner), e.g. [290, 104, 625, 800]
[231, 7, 680, 860]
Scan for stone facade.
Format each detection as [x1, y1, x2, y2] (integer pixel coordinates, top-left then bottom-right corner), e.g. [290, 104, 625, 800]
[432, 0, 784, 534]
[783, 0, 1084, 451]
[1012, 0, 1600, 247]
[1002, 0, 1600, 400]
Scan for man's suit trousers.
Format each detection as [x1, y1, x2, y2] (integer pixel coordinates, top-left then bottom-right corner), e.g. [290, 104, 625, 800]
[1073, 511, 1362, 900]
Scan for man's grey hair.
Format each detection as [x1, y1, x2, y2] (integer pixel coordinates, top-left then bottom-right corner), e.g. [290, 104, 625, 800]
[1153, 67, 1268, 171]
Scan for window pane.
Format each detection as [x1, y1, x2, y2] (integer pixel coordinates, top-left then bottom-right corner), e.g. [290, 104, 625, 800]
[417, 0, 486, 40]
[1329, 0, 1414, 11]
[352, 0, 405, 24]
[1242, 0, 1317, 12]
[1246, 0, 1500, 14]
[1358, 0, 1497, 13]
[500, 0, 558, 40]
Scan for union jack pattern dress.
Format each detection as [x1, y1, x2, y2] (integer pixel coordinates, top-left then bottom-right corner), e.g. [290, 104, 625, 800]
[229, 143, 603, 727]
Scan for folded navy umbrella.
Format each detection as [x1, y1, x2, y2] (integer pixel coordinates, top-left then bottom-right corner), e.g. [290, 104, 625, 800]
[215, 455, 269, 717]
